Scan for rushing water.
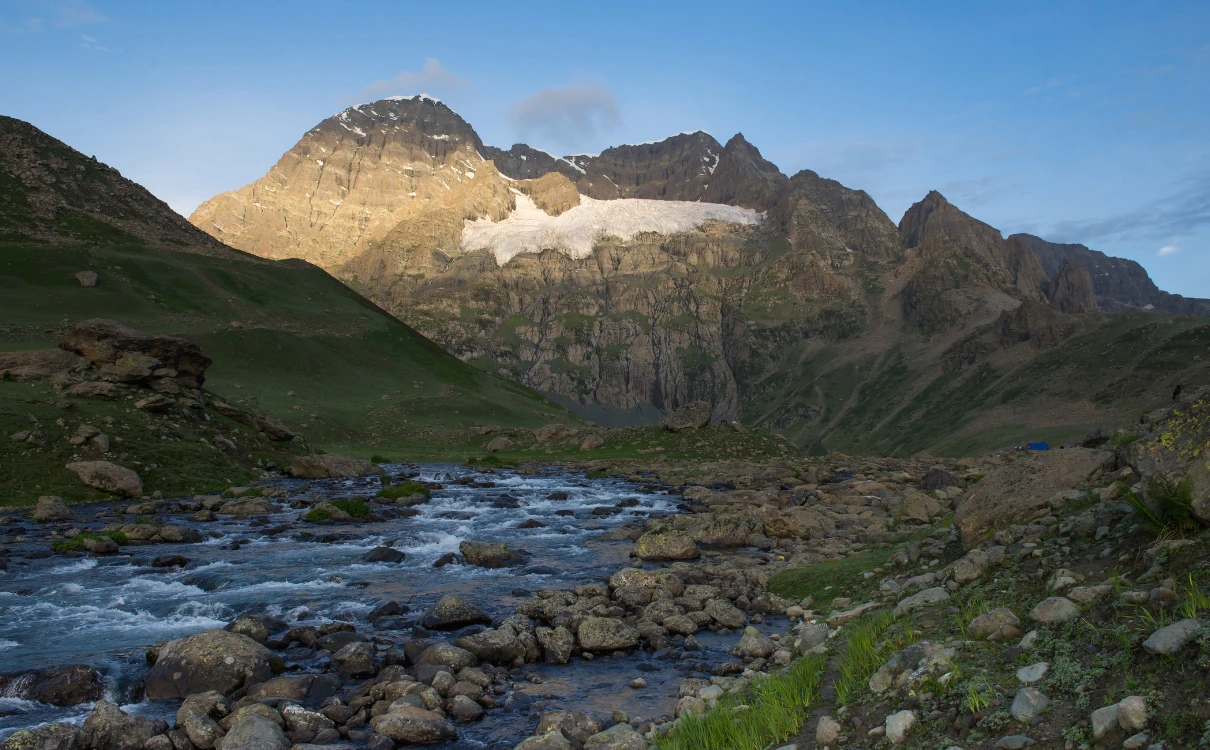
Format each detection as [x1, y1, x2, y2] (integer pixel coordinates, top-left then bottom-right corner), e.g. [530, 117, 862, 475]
[0, 464, 781, 747]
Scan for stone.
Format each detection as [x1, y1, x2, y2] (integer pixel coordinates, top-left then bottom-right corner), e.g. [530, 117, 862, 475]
[1091, 704, 1120, 740]
[61, 319, 211, 382]
[368, 707, 457, 744]
[1066, 585, 1112, 604]
[1122, 733, 1150, 750]
[704, 598, 747, 629]
[894, 586, 949, 616]
[224, 615, 268, 642]
[0, 724, 83, 750]
[447, 694, 484, 722]
[486, 436, 512, 452]
[536, 710, 604, 744]
[663, 401, 711, 432]
[955, 447, 1115, 548]
[993, 736, 1035, 749]
[583, 723, 648, 750]
[330, 641, 377, 677]
[135, 395, 174, 411]
[580, 435, 604, 451]
[65, 380, 120, 398]
[75, 270, 99, 286]
[30, 496, 72, 522]
[153, 554, 190, 568]
[732, 626, 776, 659]
[1117, 696, 1148, 732]
[885, 710, 917, 744]
[80, 700, 169, 750]
[217, 497, 275, 516]
[453, 629, 524, 664]
[515, 731, 575, 750]
[415, 644, 478, 672]
[795, 622, 830, 653]
[0, 665, 105, 706]
[952, 549, 989, 584]
[817, 715, 842, 744]
[536, 626, 576, 664]
[0, 348, 90, 382]
[921, 468, 962, 491]
[64, 460, 143, 497]
[288, 454, 382, 478]
[144, 629, 280, 700]
[363, 546, 405, 563]
[632, 530, 699, 560]
[1016, 662, 1048, 684]
[969, 608, 1020, 639]
[459, 539, 527, 568]
[1141, 619, 1202, 655]
[1027, 597, 1079, 623]
[420, 594, 492, 630]
[210, 400, 296, 441]
[577, 618, 639, 652]
[1011, 688, 1050, 723]
[218, 713, 290, 750]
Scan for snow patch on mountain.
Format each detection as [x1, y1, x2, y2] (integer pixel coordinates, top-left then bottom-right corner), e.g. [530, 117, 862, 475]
[461, 193, 761, 265]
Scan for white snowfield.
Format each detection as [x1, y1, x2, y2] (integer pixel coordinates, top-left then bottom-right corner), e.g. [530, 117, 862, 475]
[461, 193, 762, 265]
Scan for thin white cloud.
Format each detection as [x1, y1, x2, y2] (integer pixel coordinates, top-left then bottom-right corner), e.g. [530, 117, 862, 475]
[359, 58, 471, 99]
[510, 83, 622, 152]
[80, 33, 109, 52]
[1, 16, 44, 34]
[1158, 245, 1180, 256]
[53, 1, 107, 27]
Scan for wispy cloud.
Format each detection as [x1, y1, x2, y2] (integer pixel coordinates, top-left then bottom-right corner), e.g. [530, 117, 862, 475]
[940, 176, 1026, 208]
[1, 15, 44, 34]
[359, 58, 471, 100]
[510, 83, 622, 152]
[53, 1, 106, 27]
[79, 33, 109, 51]
[1047, 173, 1210, 245]
[1158, 245, 1180, 256]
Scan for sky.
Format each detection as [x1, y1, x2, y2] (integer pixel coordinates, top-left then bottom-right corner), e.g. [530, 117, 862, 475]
[2, 0, 1208, 297]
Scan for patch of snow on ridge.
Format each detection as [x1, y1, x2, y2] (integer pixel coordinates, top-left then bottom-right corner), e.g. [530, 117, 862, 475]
[462, 194, 761, 265]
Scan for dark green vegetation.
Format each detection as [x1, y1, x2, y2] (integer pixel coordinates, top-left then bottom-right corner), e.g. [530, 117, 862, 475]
[654, 652, 827, 750]
[1, 116, 578, 504]
[49, 529, 127, 552]
[377, 481, 431, 500]
[1122, 475, 1198, 536]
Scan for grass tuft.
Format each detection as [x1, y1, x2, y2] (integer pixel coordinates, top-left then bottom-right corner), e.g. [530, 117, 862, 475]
[377, 482, 430, 500]
[1122, 475, 1198, 537]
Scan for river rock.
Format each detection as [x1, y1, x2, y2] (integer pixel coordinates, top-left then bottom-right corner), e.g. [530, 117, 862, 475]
[704, 598, 747, 629]
[732, 626, 776, 659]
[632, 530, 699, 560]
[536, 626, 576, 664]
[459, 540, 526, 568]
[0, 665, 105, 706]
[954, 447, 1114, 548]
[145, 629, 281, 699]
[331, 641, 377, 677]
[454, 629, 524, 665]
[420, 594, 492, 630]
[219, 713, 290, 750]
[80, 700, 169, 750]
[415, 644, 478, 671]
[664, 401, 711, 432]
[1028, 597, 1079, 623]
[515, 731, 575, 750]
[583, 723, 648, 750]
[244, 674, 340, 706]
[364, 546, 406, 563]
[1141, 619, 1202, 655]
[0, 723, 82, 750]
[577, 618, 639, 652]
[536, 710, 603, 744]
[369, 706, 457, 744]
[1016, 662, 1049, 684]
[281, 703, 335, 736]
[64, 460, 143, 497]
[30, 496, 72, 522]
[817, 715, 842, 744]
[446, 694, 484, 722]
[288, 455, 383, 479]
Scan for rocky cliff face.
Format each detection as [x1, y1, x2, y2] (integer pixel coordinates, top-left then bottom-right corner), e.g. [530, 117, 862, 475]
[1047, 258, 1098, 313]
[1011, 233, 1210, 314]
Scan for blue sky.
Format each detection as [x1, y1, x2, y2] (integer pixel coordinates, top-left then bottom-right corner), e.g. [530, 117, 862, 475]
[2, 0, 1207, 297]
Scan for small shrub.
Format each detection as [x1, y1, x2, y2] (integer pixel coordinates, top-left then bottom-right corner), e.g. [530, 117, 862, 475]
[1108, 432, 1139, 448]
[377, 482, 430, 500]
[370, 454, 392, 464]
[586, 469, 609, 479]
[304, 507, 332, 523]
[331, 498, 369, 518]
[1123, 475, 1197, 536]
[50, 530, 128, 552]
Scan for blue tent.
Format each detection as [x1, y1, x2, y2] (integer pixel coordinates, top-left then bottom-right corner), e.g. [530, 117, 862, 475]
[1026, 441, 1050, 451]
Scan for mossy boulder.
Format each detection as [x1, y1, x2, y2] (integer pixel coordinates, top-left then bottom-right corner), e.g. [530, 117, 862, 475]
[144, 629, 283, 700]
[632, 530, 699, 560]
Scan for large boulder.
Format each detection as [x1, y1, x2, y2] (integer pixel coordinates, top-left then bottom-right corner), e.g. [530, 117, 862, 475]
[210, 400, 297, 442]
[0, 348, 89, 382]
[80, 700, 169, 750]
[536, 711, 604, 744]
[955, 448, 1115, 548]
[420, 594, 492, 631]
[0, 665, 104, 706]
[218, 713, 290, 750]
[632, 530, 699, 560]
[0, 723, 82, 750]
[65, 461, 143, 497]
[663, 401, 712, 432]
[368, 707, 457, 745]
[288, 454, 383, 478]
[60, 318, 211, 384]
[459, 540, 527, 568]
[415, 643, 478, 672]
[584, 723, 648, 750]
[454, 629, 525, 665]
[30, 496, 73, 522]
[1124, 387, 1210, 524]
[577, 618, 638, 652]
[144, 629, 281, 699]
